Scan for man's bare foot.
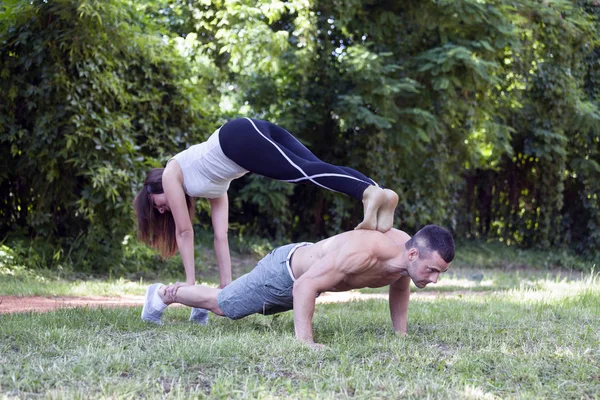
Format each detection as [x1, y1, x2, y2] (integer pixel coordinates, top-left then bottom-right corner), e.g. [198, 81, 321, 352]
[157, 285, 170, 304]
[375, 189, 399, 232]
[355, 185, 388, 230]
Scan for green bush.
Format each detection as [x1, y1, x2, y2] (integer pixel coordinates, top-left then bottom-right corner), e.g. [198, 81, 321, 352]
[0, 0, 213, 271]
[1, 0, 598, 274]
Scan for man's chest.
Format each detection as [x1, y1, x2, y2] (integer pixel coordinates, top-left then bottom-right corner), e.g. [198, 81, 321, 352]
[330, 269, 403, 291]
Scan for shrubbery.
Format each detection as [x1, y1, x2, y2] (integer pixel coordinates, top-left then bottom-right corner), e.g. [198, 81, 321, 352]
[1, 0, 598, 273]
[0, 0, 213, 272]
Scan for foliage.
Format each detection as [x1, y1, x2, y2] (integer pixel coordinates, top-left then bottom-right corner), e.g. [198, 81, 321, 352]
[1, 234, 187, 279]
[0, 0, 213, 271]
[0, 0, 598, 272]
[167, 0, 599, 254]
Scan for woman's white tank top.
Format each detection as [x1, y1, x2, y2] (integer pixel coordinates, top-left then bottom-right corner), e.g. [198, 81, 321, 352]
[169, 128, 248, 198]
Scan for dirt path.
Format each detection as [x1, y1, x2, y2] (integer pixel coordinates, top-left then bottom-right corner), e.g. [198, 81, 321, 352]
[0, 295, 147, 314]
[0, 291, 474, 314]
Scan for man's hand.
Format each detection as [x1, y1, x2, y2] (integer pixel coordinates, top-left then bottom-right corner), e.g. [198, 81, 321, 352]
[164, 282, 193, 302]
[389, 276, 411, 335]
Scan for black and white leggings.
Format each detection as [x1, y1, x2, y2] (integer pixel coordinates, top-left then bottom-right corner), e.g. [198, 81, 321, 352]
[218, 118, 379, 200]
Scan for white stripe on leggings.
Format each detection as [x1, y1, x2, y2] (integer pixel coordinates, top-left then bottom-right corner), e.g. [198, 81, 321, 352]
[243, 117, 377, 191]
[283, 173, 377, 186]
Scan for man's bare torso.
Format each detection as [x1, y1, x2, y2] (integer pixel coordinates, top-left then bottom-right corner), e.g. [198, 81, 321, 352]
[290, 229, 411, 292]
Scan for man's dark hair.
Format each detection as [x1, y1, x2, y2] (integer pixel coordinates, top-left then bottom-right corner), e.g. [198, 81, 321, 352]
[404, 225, 455, 263]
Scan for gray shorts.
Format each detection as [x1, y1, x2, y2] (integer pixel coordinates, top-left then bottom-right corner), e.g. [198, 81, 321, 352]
[217, 243, 300, 320]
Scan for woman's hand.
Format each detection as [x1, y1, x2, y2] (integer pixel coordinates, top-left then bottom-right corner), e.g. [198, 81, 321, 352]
[301, 341, 328, 351]
[163, 282, 193, 302]
[217, 281, 231, 289]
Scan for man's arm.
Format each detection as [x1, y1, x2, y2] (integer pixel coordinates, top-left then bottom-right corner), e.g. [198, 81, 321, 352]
[389, 275, 411, 335]
[292, 241, 373, 346]
[292, 260, 343, 346]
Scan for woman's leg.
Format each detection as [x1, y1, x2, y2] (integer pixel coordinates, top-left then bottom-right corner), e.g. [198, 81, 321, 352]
[219, 118, 373, 199]
[219, 118, 398, 230]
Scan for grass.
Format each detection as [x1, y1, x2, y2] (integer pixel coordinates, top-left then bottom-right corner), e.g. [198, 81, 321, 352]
[1, 242, 599, 398]
[1, 273, 599, 398]
[454, 240, 598, 272]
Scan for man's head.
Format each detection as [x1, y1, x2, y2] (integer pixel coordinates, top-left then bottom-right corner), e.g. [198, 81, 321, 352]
[404, 225, 455, 288]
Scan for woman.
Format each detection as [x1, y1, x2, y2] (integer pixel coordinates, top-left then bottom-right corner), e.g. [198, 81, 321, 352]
[134, 118, 398, 319]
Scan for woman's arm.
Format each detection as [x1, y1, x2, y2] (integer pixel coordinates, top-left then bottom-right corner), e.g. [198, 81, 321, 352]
[162, 168, 196, 286]
[209, 194, 232, 287]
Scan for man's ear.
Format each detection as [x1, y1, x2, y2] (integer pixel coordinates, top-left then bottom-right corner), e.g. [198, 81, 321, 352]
[408, 247, 419, 261]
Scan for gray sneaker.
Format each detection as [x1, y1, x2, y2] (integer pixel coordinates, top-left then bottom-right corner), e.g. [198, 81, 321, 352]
[189, 307, 209, 325]
[141, 283, 165, 325]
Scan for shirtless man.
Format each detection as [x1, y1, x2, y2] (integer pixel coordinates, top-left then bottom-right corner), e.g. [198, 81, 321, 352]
[141, 225, 454, 347]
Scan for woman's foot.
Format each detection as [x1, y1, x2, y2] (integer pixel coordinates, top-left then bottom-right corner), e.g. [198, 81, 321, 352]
[355, 186, 388, 230]
[375, 189, 399, 232]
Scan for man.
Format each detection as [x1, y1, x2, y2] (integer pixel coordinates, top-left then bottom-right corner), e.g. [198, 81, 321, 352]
[142, 225, 454, 348]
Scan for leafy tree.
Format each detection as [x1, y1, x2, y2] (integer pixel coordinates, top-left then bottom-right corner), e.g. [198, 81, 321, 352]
[1, 0, 597, 273]
[0, 0, 213, 271]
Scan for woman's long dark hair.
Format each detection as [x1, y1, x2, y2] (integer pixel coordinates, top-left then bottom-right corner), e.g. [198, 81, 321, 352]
[133, 168, 195, 258]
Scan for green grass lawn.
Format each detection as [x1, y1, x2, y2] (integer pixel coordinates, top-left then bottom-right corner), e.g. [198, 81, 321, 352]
[1, 271, 599, 398]
[1, 242, 599, 398]
[0, 258, 591, 298]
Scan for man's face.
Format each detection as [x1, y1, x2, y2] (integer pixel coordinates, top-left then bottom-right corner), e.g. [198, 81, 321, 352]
[406, 249, 450, 288]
